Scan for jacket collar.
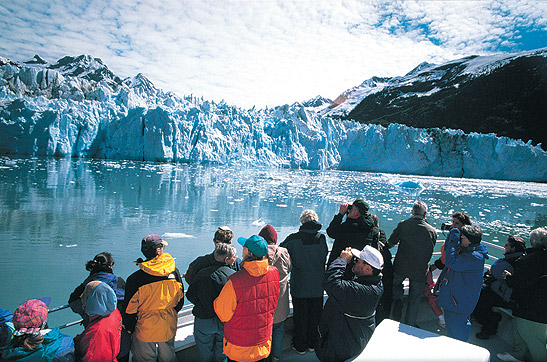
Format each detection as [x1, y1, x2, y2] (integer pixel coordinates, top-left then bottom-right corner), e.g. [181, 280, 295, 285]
[139, 252, 176, 276]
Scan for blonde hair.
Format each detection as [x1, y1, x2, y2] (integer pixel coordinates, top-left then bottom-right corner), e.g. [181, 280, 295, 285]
[300, 209, 318, 224]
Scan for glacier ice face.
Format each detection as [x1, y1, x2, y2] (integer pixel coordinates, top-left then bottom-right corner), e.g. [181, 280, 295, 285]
[0, 55, 546, 182]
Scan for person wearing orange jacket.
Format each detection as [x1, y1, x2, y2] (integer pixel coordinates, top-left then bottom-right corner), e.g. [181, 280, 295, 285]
[214, 235, 279, 362]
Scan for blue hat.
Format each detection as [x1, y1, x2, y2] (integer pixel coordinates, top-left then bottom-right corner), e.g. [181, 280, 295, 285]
[238, 235, 268, 257]
[85, 282, 117, 317]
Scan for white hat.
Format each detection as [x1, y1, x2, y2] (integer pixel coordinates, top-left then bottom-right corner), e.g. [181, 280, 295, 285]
[351, 245, 384, 270]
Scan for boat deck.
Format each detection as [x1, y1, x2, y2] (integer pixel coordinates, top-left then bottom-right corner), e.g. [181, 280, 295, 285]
[174, 296, 514, 362]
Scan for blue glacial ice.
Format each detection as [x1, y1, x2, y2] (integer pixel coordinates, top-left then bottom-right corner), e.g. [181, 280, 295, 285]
[0, 56, 546, 182]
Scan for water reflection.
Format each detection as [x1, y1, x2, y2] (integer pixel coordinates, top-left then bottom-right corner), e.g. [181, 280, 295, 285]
[0, 156, 545, 316]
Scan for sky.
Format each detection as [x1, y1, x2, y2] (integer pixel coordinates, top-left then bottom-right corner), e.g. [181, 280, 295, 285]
[1, 0, 546, 109]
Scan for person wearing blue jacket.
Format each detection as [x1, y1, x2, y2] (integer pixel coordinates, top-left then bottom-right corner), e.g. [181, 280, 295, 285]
[436, 225, 488, 342]
[68, 252, 128, 362]
[1, 298, 74, 362]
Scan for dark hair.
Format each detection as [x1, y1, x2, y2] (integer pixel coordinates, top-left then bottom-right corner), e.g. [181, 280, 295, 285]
[141, 247, 159, 260]
[85, 252, 114, 273]
[452, 212, 471, 226]
[243, 252, 264, 262]
[214, 227, 233, 244]
[507, 235, 526, 252]
[11, 334, 44, 351]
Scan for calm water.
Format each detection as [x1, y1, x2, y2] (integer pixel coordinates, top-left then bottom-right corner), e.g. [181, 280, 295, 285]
[1, 156, 546, 333]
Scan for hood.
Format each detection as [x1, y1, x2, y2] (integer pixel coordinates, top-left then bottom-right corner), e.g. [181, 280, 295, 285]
[462, 243, 489, 259]
[268, 244, 282, 264]
[300, 220, 322, 231]
[242, 258, 270, 277]
[139, 252, 176, 276]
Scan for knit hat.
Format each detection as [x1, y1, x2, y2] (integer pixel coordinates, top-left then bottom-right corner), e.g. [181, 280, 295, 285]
[351, 246, 384, 270]
[238, 235, 268, 257]
[259, 224, 278, 245]
[12, 298, 50, 335]
[461, 225, 482, 245]
[352, 199, 369, 215]
[84, 282, 117, 317]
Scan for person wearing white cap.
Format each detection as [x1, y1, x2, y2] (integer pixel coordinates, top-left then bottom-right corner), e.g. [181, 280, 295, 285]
[316, 246, 384, 362]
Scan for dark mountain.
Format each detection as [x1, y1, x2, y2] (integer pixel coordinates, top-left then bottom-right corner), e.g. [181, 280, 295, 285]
[327, 49, 547, 150]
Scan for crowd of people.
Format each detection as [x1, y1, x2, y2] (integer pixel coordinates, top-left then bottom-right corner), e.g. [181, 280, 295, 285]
[0, 200, 545, 362]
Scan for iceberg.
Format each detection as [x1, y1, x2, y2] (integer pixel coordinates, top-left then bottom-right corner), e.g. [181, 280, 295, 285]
[0, 54, 546, 182]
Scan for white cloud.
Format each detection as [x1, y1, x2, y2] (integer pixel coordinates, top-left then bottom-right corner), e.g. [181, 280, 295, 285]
[0, 0, 545, 108]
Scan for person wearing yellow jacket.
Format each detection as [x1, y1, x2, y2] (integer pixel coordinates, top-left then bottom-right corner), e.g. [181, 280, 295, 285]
[123, 234, 184, 362]
[214, 235, 279, 362]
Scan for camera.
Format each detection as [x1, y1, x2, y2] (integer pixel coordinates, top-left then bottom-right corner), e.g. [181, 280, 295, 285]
[441, 222, 452, 231]
[346, 204, 353, 214]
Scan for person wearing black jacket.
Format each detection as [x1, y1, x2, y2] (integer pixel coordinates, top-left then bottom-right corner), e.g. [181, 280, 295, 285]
[280, 210, 328, 354]
[316, 246, 384, 362]
[497, 227, 547, 362]
[326, 199, 375, 268]
[186, 243, 237, 362]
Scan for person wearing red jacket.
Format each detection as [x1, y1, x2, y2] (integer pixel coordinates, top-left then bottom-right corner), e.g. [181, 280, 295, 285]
[214, 235, 279, 362]
[74, 281, 122, 362]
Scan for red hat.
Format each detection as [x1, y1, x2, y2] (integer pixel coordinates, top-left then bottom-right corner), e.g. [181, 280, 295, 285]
[259, 224, 278, 245]
[13, 298, 50, 335]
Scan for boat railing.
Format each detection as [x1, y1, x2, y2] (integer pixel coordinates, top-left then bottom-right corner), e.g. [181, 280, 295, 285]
[49, 238, 507, 338]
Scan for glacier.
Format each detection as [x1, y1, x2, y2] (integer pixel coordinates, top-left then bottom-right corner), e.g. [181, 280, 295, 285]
[0, 54, 546, 182]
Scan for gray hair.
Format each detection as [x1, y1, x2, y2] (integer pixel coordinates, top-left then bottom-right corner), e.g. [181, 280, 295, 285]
[300, 209, 319, 224]
[529, 227, 547, 248]
[214, 243, 236, 263]
[411, 201, 428, 216]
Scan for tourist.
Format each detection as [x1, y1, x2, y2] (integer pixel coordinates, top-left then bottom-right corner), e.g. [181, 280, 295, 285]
[370, 213, 393, 324]
[0, 308, 14, 354]
[497, 227, 547, 362]
[473, 235, 525, 339]
[436, 225, 488, 342]
[423, 267, 445, 328]
[431, 212, 472, 271]
[214, 235, 279, 362]
[387, 201, 437, 326]
[316, 246, 384, 362]
[123, 234, 184, 362]
[185, 226, 241, 285]
[280, 210, 328, 355]
[326, 199, 375, 269]
[1, 298, 74, 361]
[68, 252, 129, 362]
[259, 224, 291, 362]
[74, 281, 122, 362]
[186, 243, 237, 362]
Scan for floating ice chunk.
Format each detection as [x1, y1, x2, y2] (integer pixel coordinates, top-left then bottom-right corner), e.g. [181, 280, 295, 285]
[162, 232, 194, 239]
[252, 219, 265, 226]
[398, 181, 423, 189]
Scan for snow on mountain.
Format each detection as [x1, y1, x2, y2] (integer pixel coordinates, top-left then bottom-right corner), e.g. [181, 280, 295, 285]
[323, 48, 547, 119]
[0, 53, 546, 182]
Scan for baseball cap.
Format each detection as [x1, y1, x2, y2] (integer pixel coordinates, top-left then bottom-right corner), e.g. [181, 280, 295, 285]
[142, 234, 168, 249]
[351, 245, 384, 270]
[13, 297, 50, 335]
[237, 234, 268, 257]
